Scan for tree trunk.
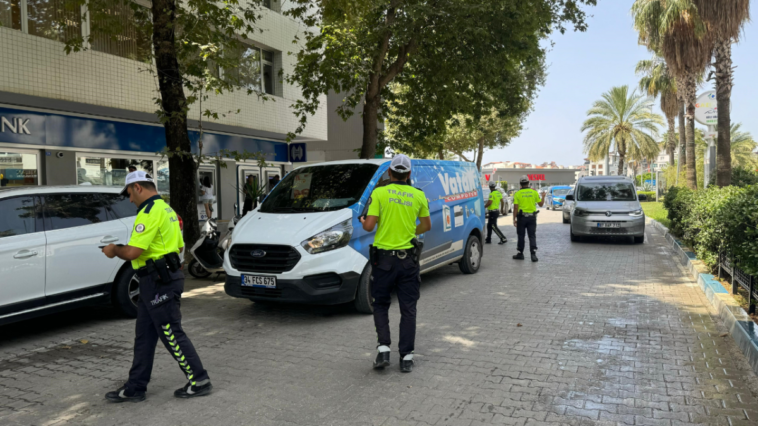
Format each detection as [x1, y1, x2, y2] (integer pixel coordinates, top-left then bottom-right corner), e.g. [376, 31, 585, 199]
[617, 145, 625, 176]
[666, 116, 676, 165]
[359, 96, 380, 159]
[714, 38, 732, 187]
[438, 149, 445, 160]
[677, 101, 685, 185]
[476, 137, 485, 171]
[682, 71, 698, 189]
[151, 0, 200, 248]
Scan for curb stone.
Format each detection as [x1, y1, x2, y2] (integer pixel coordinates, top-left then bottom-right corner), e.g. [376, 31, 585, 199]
[650, 219, 758, 376]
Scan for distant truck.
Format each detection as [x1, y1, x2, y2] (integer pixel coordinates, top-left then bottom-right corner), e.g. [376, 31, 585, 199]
[224, 159, 486, 313]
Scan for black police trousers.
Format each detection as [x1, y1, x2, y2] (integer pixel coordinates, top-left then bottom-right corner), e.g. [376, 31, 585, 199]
[516, 214, 538, 253]
[371, 254, 421, 357]
[486, 210, 506, 242]
[126, 268, 210, 393]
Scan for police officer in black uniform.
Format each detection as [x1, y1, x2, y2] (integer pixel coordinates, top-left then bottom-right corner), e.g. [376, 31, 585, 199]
[512, 175, 546, 262]
[103, 171, 212, 402]
[360, 155, 431, 373]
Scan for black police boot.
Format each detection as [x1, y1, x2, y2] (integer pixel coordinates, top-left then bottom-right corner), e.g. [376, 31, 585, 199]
[105, 385, 146, 403]
[512, 252, 524, 260]
[530, 252, 539, 262]
[498, 238, 507, 245]
[485, 239, 492, 244]
[174, 380, 213, 398]
[400, 355, 414, 373]
[373, 346, 391, 369]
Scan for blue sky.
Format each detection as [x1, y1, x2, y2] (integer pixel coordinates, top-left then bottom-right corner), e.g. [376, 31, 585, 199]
[481, 1, 758, 167]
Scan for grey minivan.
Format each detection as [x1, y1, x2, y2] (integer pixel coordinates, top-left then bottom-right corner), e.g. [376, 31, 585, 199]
[565, 176, 646, 243]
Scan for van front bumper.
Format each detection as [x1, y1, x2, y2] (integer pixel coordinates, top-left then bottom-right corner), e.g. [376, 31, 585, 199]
[224, 272, 361, 305]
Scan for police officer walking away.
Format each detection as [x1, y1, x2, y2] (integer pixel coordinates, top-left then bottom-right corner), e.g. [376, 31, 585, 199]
[360, 155, 431, 373]
[485, 181, 507, 245]
[102, 171, 212, 402]
[512, 175, 545, 262]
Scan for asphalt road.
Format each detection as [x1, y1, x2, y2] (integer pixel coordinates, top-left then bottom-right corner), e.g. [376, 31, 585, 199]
[2, 209, 758, 426]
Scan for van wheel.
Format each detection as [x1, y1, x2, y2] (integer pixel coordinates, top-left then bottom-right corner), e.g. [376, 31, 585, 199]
[354, 263, 373, 314]
[562, 213, 570, 224]
[113, 266, 139, 318]
[634, 235, 644, 244]
[459, 235, 482, 274]
[570, 228, 580, 242]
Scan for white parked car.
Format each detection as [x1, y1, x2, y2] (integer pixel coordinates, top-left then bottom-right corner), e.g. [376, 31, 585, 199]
[0, 185, 158, 325]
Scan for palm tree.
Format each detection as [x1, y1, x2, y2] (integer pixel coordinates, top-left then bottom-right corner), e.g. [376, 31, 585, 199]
[725, 123, 758, 169]
[633, 0, 714, 190]
[691, 0, 751, 186]
[636, 55, 678, 166]
[581, 86, 664, 176]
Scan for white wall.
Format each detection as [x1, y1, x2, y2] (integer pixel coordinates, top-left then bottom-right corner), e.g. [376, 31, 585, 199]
[0, 6, 326, 141]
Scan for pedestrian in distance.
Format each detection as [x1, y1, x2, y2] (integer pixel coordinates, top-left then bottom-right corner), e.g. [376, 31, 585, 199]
[359, 154, 432, 373]
[199, 176, 214, 220]
[242, 175, 257, 216]
[512, 175, 545, 262]
[102, 171, 212, 402]
[485, 181, 507, 245]
[128, 165, 137, 173]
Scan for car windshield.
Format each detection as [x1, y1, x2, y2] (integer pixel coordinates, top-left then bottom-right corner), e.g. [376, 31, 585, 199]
[260, 164, 378, 213]
[577, 182, 636, 201]
[552, 189, 570, 196]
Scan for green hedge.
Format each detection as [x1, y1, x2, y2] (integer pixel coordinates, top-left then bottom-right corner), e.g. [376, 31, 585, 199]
[637, 191, 656, 202]
[664, 185, 758, 275]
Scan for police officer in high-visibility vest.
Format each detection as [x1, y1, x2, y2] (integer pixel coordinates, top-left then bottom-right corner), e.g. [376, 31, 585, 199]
[512, 175, 546, 262]
[485, 181, 507, 245]
[360, 155, 431, 373]
[102, 171, 212, 402]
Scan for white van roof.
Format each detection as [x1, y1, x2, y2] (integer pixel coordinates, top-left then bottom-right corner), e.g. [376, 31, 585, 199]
[295, 159, 390, 169]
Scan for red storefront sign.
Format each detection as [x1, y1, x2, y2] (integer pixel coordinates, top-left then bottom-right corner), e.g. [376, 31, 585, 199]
[527, 174, 546, 181]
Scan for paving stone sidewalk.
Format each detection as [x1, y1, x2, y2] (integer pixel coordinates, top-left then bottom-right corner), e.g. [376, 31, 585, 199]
[1, 210, 757, 426]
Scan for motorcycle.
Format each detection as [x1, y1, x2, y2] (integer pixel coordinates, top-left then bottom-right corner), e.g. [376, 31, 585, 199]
[188, 210, 241, 279]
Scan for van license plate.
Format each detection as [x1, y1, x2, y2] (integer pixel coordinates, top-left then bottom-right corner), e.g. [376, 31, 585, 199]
[241, 275, 277, 288]
[598, 222, 621, 228]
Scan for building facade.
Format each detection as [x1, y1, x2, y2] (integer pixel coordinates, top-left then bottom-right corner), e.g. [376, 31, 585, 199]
[0, 1, 361, 220]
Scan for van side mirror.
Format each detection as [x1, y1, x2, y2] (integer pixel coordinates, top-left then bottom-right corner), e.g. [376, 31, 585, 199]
[565, 194, 574, 201]
[638, 194, 647, 201]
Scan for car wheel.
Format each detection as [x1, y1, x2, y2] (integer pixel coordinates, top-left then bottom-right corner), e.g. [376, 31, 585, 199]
[188, 259, 212, 279]
[113, 266, 139, 318]
[562, 213, 570, 224]
[570, 227, 580, 242]
[459, 234, 482, 274]
[634, 235, 644, 244]
[353, 263, 373, 314]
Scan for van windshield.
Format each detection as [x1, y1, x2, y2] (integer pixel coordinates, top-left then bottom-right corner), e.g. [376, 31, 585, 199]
[577, 182, 636, 202]
[260, 164, 379, 213]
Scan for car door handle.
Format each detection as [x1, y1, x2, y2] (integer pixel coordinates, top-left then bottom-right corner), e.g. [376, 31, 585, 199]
[100, 236, 120, 243]
[14, 250, 38, 259]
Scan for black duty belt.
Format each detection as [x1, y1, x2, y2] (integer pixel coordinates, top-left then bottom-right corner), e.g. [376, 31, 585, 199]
[519, 212, 536, 217]
[376, 248, 411, 259]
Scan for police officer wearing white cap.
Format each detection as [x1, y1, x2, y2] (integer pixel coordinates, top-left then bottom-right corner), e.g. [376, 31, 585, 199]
[102, 171, 212, 402]
[512, 175, 545, 262]
[360, 155, 431, 373]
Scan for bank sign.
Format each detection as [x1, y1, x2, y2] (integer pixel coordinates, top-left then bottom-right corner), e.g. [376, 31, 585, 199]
[0, 107, 289, 162]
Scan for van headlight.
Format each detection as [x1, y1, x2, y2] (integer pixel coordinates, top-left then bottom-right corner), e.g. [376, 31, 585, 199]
[574, 208, 589, 217]
[630, 209, 644, 217]
[301, 219, 353, 254]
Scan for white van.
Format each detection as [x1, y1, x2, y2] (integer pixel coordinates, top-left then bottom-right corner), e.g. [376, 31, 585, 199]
[223, 159, 487, 313]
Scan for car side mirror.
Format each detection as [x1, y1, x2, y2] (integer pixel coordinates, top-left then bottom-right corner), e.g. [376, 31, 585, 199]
[638, 194, 647, 201]
[565, 194, 574, 201]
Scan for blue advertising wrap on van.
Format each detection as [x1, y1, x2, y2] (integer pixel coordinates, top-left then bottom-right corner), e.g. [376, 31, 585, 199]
[349, 160, 485, 271]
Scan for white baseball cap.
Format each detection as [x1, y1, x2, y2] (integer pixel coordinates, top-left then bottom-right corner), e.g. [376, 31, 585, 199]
[519, 175, 530, 184]
[389, 154, 412, 172]
[120, 170, 154, 196]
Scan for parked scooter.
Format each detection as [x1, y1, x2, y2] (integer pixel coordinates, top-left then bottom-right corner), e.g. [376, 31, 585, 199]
[189, 210, 241, 279]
